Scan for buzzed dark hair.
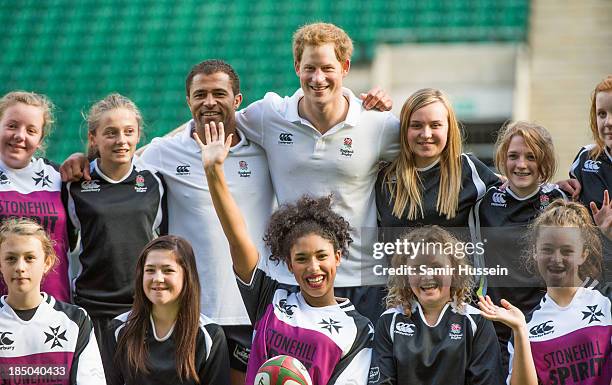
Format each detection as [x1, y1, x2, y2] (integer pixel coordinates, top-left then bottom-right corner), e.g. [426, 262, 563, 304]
[185, 59, 240, 97]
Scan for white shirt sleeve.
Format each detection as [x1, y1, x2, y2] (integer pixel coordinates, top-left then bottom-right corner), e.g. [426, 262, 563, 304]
[236, 95, 275, 146]
[331, 348, 372, 385]
[74, 329, 106, 385]
[378, 113, 401, 162]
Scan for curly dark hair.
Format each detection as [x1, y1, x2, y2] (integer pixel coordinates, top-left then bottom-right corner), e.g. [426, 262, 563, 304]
[264, 195, 353, 266]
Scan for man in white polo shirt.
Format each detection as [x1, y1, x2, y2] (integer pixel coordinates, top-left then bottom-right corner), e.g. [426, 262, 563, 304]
[60, 60, 275, 385]
[234, 22, 400, 321]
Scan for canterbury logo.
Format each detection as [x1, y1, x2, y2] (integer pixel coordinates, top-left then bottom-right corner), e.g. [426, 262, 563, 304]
[0, 332, 14, 346]
[176, 165, 190, 174]
[278, 133, 293, 143]
[492, 192, 506, 205]
[80, 180, 100, 190]
[583, 160, 601, 171]
[529, 321, 553, 336]
[395, 322, 415, 334]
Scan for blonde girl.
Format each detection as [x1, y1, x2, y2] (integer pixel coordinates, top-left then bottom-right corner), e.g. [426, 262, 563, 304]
[0, 218, 105, 384]
[377, 88, 500, 228]
[469, 121, 567, 370]
[65, 94, 167, 376]
[369, 226, 505, 385]
[0, 91, 70, 302]
[479, 200, 611, 385]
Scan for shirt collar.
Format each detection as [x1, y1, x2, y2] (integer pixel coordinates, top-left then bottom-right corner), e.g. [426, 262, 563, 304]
[506, 184, 542, 201]
[184, 119, 247, 153]
[284, 87, 362, 128]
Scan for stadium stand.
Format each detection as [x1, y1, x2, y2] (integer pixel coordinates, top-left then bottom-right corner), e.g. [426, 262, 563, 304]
[0, 0, 529, 162]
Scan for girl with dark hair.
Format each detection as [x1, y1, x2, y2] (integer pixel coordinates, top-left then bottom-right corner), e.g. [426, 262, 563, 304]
[478, 200, 611, 385]
[196, 122, 373, 385]
[107, 235, 229, 385]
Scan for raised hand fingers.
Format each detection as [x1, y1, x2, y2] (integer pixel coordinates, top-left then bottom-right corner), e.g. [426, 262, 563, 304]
[500, 299, 514, 310]
[192, 131, 204, 148]
[204, 123, 213, 144]
[590, 201, 600, 217]
[477, 295, 497, 314]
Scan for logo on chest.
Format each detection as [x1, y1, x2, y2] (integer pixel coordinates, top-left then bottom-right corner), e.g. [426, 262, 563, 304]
[0, 331, 14, 351]
[44, 326, 68, 349]
[0, 170, 9, 185]
[32, 170, 52, 187]
[339, 137, 354, 158]
[491, 192, 507, 207]
[581, 305, 604, 324]
[278, 132, 294, 145]
[394, 322, 415, 336]
[275, 299, 297, 317]
[176, 163, 191, 176]
[582, 160, 601, 173]
[238, 160, 251, 178]
[449, 323, 463, 340]
[134, 174, 148, 192]
[80, 180, 101, 193]
[529, 320, 554, 338]
[539, 194, 550, 211]
[318, 318, 342, 334]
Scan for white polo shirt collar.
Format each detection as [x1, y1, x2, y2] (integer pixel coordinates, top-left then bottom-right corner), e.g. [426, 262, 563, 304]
[182, 119, 248, 153]
[283, 87, 361, 132]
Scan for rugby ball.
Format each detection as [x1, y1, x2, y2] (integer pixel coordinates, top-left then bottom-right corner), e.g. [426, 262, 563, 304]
[255, 355, 313, 385]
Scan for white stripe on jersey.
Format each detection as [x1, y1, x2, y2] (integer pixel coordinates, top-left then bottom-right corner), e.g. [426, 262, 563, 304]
[463, 153, 488, 200]
[569, 144, 594, 178]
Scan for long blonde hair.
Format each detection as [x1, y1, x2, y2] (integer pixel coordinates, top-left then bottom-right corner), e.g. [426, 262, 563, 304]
[385, 226, 473, 317]
[383, 88, 463, 220]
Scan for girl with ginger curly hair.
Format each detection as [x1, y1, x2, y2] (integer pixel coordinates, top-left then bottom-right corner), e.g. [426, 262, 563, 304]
[369, 226, 505, 385]
[195, 122, 373, 385]
[478, 200, 610, 385]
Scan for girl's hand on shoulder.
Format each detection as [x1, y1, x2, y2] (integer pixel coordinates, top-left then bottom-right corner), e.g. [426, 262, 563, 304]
[193, 122, 232, 170]
[478, 295, 526, 330]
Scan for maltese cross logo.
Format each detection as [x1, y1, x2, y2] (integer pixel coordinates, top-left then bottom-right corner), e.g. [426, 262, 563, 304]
[44, 326, 68, 348]
[32, 170, 52, 187]
[319, 318, 342, 334]
[581, 305, 604, 324]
